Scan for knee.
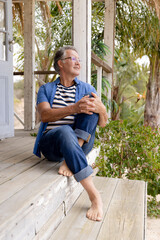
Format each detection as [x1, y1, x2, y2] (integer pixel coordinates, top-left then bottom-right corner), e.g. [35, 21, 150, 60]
[56, 126, 77, 146]
[74, 113, 99, 133]
[77, 113, 98, 124]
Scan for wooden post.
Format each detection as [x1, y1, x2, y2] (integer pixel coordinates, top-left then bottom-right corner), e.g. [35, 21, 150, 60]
[72, 0, 91, 83]
[24, 0, 35, 130]
[97, 66, 102, 99]
[104, 0, 116, 118]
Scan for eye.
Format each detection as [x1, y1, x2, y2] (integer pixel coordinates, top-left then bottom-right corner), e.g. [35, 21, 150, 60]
[71, 57, 81, 62]
[71, 57, 77, 61]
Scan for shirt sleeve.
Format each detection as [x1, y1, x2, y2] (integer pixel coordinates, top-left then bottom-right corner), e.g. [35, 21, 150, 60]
[37, 85, 49, 105]
[84, 83, 98, 96]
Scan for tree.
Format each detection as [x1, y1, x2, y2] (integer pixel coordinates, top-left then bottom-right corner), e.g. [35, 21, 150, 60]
[116, 0, 160, 128]
[143, 0, 160, 20]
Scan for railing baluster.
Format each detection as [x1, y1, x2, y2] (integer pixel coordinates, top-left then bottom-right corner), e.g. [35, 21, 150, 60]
[96, 66, 102, 100]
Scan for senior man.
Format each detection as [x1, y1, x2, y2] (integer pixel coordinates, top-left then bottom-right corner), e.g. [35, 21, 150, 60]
[33, 46, 108, 221]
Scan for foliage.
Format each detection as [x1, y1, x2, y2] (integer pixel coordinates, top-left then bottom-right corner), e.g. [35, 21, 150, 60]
[91, 72, 111, 111]
[91, 1, 105, 49]
[113, 46, 149, 123]
[14, 79, 24, 99]
[116, 0, 160, 128]
[91, 2, 112, 110]
[147, 196, 160, 218]
[30, 133, 37, 137]
[95, 120, 160, 216]
[35, 1, 72, 83]
[116, 0, 160, 59]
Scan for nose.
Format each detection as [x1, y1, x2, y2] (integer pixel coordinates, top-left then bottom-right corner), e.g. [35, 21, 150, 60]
[75, 59, 81, 64]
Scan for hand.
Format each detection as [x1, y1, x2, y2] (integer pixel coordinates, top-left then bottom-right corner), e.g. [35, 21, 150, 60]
[74, 95, 96, 115]
[89, 92, 108, 127]
[89, 92, 106, 114]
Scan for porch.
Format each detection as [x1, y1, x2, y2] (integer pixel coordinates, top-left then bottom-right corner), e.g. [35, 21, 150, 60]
[0, 131, 147, 240]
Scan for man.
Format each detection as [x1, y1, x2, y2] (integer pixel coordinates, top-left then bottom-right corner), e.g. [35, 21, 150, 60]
[33, 46, 108, 221]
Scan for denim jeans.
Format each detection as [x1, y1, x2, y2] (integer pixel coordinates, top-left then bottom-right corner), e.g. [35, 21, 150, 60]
[39, 112, 99, 182]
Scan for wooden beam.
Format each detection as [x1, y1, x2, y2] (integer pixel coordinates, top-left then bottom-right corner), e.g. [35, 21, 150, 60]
[104, 0, 116, 118]
[96, 66, 102, 99]
[13, 71, 57, 76]
[72, 0, 92, 83]
[104, 0, 116, 68]
[24, 0, 35, 130]
[12, 0, 105, 2]
[91, 52, 112, 73]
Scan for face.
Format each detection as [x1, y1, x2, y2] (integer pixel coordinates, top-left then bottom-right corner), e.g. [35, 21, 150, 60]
[58, 49, 81, 77]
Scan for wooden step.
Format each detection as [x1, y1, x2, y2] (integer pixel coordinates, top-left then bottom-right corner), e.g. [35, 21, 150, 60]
[49, 177, 147, 240]
[0, 144, 100, 240]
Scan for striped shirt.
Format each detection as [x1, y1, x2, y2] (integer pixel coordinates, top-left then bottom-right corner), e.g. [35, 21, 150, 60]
[46, 83, 76, 130]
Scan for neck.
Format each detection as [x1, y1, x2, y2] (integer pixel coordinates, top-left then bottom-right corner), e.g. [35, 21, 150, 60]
[59, 75, 75, 87]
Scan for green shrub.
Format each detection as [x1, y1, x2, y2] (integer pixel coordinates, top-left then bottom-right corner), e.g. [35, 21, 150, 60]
[95, 120, 160, 217]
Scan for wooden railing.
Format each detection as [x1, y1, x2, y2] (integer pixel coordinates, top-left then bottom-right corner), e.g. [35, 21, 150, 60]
[91, 52, 112, 99]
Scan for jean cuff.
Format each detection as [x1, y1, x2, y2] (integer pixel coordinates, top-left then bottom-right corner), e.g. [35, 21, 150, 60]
[74, 128, 91, 143]
[74, 165, 93, 182]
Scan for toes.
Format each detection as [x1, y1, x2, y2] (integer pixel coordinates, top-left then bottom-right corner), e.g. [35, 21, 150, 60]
[96, 215, 102, 221]
[58, 170, 63, 175]
[86, 209, 102, 221]
[58, 169, 72, 177]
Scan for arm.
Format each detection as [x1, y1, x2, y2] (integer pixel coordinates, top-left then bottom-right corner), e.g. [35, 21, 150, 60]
[38, 96, 96, 123]
[89, 92, 108, 128]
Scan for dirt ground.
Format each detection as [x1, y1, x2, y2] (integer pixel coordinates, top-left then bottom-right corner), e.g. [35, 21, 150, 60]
[147, 195, 160, 240]
[14, 98, 24, 129]
[147, 217, 160, 240]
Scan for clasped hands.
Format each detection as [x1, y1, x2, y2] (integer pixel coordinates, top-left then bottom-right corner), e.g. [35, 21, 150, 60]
[75, 92, 102, 115]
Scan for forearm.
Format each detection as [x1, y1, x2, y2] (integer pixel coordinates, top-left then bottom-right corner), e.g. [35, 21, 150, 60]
[97, 105, 108, 128]
[40, 104, 76, 123]
[38, 96, 96, 123]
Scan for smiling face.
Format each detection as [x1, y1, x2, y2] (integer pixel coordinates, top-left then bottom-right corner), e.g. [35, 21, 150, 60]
[58, 49, 81, 78]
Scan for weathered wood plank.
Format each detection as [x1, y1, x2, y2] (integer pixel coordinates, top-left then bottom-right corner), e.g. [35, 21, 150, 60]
[49, 177, 118, 240]
[33, 203, 65, 240]
[0, 130, 100, 239]
[24, 0, 35, 130]
[49, 177, 146, 240]
[0, 136, 34, 150]
[0, 149, 36, 170]
[0, 167, 85, 240]
[0, 142, 34, 162]
[12, 0, 105, 3]
[91, 52, 112, 73]
[0, 165, 61, 232]
[104, 0, 116, 119]
[0, 159, 55, 204]
[0, 137, 34, 160]
[0, 155, 42, 184]
[97, 179, 147, 240]
[72, 0, 92, 83]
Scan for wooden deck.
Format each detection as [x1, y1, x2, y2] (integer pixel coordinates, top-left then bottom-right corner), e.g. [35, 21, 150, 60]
[0, 130, 147, 240]
[51, 177, 147, 240]
[0, 130, 100, 240]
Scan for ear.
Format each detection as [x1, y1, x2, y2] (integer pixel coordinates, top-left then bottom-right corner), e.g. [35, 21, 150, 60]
[57, 59, 63, 70]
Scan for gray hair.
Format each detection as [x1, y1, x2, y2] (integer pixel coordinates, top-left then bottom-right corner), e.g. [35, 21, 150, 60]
[53, 46, 78, 74]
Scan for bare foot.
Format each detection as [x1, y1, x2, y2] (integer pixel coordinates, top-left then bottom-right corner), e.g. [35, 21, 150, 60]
[86, 195, 103, 221]
[58, 160, 73, 177]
